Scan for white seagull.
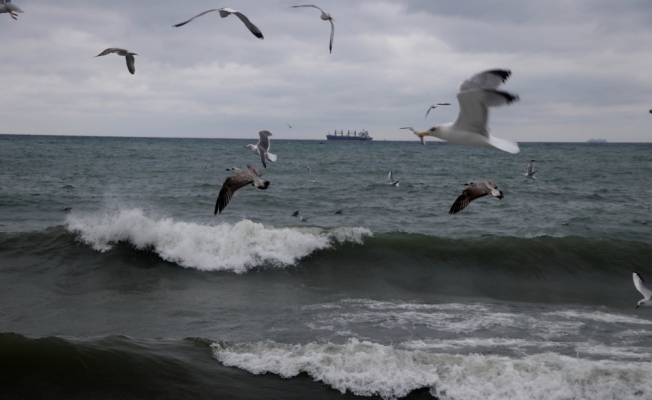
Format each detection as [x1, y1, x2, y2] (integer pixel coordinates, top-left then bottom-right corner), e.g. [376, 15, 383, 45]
[524, 160, 537, 179]
[244, 130, 277, 169]
[95, 48, 137, 75]
[388, 171, 399, 187]
[174, 7, 264, 39]
[401, 127, 426, 146]
[1, 0, 23, 20]
[449, 180, 503, 215]
[417, 70, 520, 154]
[215, 165, 270, 214]
[291, 5, 334, 53]
[633, 272, 652, 309]
[425, 103, 451, 120]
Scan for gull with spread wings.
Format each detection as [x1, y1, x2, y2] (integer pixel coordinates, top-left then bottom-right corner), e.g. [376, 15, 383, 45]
[633, 272, 652, 309]
[214, 165, 270, 215]
[291, 5, 334, 53]
[425, 103, 451, 120]
[174, 7, 264, 39]
[449, 180, 503, 215]
[524, 160, 537, 180]
[244, 130, 276, 169]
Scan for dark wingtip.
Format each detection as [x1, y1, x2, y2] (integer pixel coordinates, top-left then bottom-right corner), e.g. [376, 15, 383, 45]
[487, 69, 511, 81]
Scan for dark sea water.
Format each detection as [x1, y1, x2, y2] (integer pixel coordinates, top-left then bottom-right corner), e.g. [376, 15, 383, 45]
[1, 134, 652, 399]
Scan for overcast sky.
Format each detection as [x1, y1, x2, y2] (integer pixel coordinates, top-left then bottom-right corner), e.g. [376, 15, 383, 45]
[1, 0, 651, 141]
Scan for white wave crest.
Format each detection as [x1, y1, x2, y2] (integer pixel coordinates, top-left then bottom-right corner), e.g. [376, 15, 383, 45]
[66, 208, 372, 273]
[212, 339, 652, 400]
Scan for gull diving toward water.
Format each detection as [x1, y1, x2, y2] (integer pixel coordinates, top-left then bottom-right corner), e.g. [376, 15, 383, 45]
[245, 130, 276, 169]
[400, 127, 426, 146]
[214, 165, 269, 214]
[291, 5, 334, 53]
[1, 0, 22, 20]
[95, 48, 137, 75]
[449, 180, 503, 215]
[633, 272, 652, 309]
[425, 103, 451, 120]
[388, 171, 399, 186]
[524, 160, 537, 179]
[174, 8, 263, 39]
[417, 70, 520, 154]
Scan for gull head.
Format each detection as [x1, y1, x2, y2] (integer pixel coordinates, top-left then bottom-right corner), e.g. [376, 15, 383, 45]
[637, 299, 647, 309]
[420, 126, 441, 139]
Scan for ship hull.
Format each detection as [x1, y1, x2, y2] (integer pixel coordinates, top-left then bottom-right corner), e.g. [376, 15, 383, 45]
[326, 135, 373, 141]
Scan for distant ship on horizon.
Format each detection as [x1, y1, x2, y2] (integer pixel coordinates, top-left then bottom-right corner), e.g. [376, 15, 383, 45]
[587, 139, 607, 143]
[326, 129, 373, 141]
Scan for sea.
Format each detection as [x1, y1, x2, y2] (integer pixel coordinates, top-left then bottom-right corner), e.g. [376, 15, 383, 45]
[1, 134, 651, 400]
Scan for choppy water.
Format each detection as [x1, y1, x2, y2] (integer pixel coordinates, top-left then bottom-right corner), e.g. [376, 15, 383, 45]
[1, 134, 652, 399]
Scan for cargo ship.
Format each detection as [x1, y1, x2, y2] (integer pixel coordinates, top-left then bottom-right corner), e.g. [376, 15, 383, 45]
[326, 129, 373, 141]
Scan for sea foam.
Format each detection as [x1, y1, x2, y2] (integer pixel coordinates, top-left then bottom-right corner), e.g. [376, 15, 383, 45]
[66, 208, 371, 273]
[212, 339, 652, 400]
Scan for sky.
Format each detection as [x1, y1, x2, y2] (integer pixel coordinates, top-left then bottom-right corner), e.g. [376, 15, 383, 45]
[1, 0, 651, 142]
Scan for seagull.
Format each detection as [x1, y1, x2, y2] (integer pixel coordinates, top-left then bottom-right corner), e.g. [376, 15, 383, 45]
[286, 122, 293, 129]
[244, 130, 276, 169]
[633, 272, 652, 309]
[0, 0, 23, 20]
[417, 70, 520, 154]
[524, 160, 537, 179]
[388, 171, 399, 187]
[173, 7, 263, 39]
[291, 5, 334, 53]
[333, 209, 343, 214]
[425, 103, 451, 120]
[95, 48, 137, 75]
[291, 210, 300, 217]
[214, 165, 269, 214]
[299, 215, 309, 222]
[400, 127, 426, 146]
[300, 165, 315, 182]
[449, 180, 503, 215]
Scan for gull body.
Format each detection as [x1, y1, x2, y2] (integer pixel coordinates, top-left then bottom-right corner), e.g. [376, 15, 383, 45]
[291, 210, 300, 217]
[95, 48, 137, 75]
[214, 165, 269, 214]
[388, 171, 399, 187]
[425, 103, 451, 120]
[333, 209, 343, 214]
[419, 70, 520, 154]
[244, 130, 276, 169]
[525, 160, 537, 179]
[1, 0, 23, 20]
[633, 272, 652, 309]
[449, 180, 503, 215]
[291, 5, 334, 53]
[174, 7, 263, 39]
[400, 127, 425, 146]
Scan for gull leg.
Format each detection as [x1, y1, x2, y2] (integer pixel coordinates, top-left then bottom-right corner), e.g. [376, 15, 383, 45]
[10, 12, 17, 20]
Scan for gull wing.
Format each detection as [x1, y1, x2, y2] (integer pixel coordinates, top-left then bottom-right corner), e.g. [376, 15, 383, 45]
[329, 19, 334, 53]
[125, 54, 135, 74]
[453, 89, 519, 137]
[247, 164, 263, 177]
[448, 184, 490, 215]
[459, 70, 512, 92]
[388, 171, 394, 183]
[214, 174, 254, 214]
[528, 160, 535, 174]
[425, 105, 436, 119]
[291, 5, 325, 13]
[633, 272, 652, 299]
[173, 9, 222, 27]
[257, 130, 271, 152]
[221, 8, 264, 39]
[95, 48, 123, 57]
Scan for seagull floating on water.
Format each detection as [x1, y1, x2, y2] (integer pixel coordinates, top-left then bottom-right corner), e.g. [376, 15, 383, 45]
[388, 171, 399, 187]
[333, 209, 343, 214]
[425, 103, 451, 120]
[633, 272, 652, 309]
[449, 180, 503, 215]
[524, 160, 537, 179]
[400, 127, 426, 146]
[214, 165, 269, 214]
[95, 48, 137, 75]
[245, 130, 276, 169]
[291, 210, 300, 217]
[417, 70, 520, 154]
[174, 7, 263, 39]
[1, 0, 22, 20]
[291, 5, 334, 53]
[299, 215, 309, 222]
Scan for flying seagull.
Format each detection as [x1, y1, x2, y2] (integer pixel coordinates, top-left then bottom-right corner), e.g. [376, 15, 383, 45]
[388, 171, 399, 187]
[1, 0, 22, 20]
[174, 7, 264, 39]
[400, 127, 426, 145]
[291, 5, 334, 53]
[291, 210, 300, 217]
[633, 272, 652, 309]
[95, 48, 137, 75]
[214, 165, 269, 214]
[449, 180, 503, 215]
[245, 130, 276, 169]
[286, 122, 293, 128]
[524, 160, 537, 179]
[417, 70, 520, 154]
[425, 103, 451, 120]
[299, 215, 309, 222]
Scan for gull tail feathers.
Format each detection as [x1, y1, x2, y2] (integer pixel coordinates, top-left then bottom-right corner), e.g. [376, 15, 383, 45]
[266, 152, 278, 162]
[487, 136, 520, 154]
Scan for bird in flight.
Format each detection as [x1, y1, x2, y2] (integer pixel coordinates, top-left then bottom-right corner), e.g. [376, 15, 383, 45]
[95, 48, 137, 75]
[425, 103, 451, 120]
[244, 130, 276, 169]
[524, 160, 537, 180]
[449, 180, 503, 215]
[214, 165, 270, 214]
[174, 7, 264, 39]
[633, 272, 652, 309]
[388, 171, 399, 187]
[400, 127, 426, 146]
[291, 5, 335, 53]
